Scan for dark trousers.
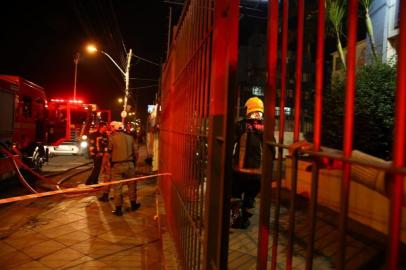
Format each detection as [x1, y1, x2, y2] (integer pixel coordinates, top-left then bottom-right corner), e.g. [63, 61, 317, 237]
[85, 155, 103, 185]
[231, 171, 261, 207]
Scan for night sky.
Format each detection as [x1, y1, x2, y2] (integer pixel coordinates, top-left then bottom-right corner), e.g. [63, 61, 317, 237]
[0, 1, 171, 123]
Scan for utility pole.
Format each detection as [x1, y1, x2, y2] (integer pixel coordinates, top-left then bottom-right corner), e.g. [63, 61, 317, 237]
[86, 44, 157, 124]
[73, 53, 80, 101]
[68, 52, 80, 140]
[122, 49, 133, 123]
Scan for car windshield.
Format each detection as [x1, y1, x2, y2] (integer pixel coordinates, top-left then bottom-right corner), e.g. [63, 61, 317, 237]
[61, 141, 77, 145]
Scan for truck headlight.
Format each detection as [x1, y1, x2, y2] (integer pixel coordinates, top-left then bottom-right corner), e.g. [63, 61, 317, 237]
[81, 135, 88, 140]
[80, 141, 88, 148]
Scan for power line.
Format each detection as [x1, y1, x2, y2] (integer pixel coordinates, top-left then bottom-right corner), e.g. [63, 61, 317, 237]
[129, 85, 158, 90]
[130, 78, 159, 82]
[131, 54, 160, 66]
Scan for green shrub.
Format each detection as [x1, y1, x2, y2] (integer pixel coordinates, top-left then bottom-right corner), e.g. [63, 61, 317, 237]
[321, 61, 396, 160]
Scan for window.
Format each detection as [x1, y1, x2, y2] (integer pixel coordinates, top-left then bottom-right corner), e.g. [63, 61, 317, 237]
[252, 86, 264, 96]
[22, 96, 32, 118]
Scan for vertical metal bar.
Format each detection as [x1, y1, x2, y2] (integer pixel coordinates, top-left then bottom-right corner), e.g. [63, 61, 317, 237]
[189, 59, 195, 269]
[202, 0, 210, 247]
[257, 0, 278, 269]
[189, 79, 194, 268]
[201, 4, 212, 268]
[271, 1, 288, 269]
[278, 0, 288, 146]
[305, 0, 325, 269]
[286, 151, 299, 270]
[192, 4, 202, 268]
[200, 0, 211, 250]
[286, 1, 304, 268]
[167, 7, 172, 60]
[388, 1, 406, 268]
[198, 0, 208, 238]
[185, 10, 190, 66]
[203, 0, 239, 269]
[198, 42, 208, 270]
[312, 0, 325, 151]
[193, 35, 199, 268]
[194, 16, 202, 265]
[293, 0, 304, 142]
[184, 64, 190, 269]
[337, 1, 358, 269]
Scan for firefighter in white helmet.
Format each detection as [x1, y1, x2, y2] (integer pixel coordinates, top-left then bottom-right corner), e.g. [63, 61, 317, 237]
[108, 121, 140, 216]
[231, 97, 275, 229]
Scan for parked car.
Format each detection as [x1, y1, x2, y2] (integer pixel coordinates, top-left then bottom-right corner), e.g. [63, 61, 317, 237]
[46, 140, 83, 157]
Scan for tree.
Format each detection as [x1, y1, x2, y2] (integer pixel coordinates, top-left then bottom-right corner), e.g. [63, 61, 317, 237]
[321, 61, 396, 160]
[326, 0, 347, 70]
[361, 0, 379, 62]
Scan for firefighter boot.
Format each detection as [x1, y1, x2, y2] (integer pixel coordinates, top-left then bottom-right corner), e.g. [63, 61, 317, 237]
[130, 201, 141, 211]
[230, 199, 250, 229]
[98, 193, 109, 202]
[112, 206, 123, 216]
[243, 197, 256, 209]
[242, 208, 253, 219]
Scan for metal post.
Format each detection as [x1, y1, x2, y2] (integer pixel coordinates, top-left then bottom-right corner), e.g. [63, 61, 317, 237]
[293, 0, 304, 142]
[203, 0, 239, 268]
[271, 1, 288, 269]
[287, 0, 304, 268]
[337, 1, 358, 269]
[388, 1, 406, 268]
[305, 0, 325, 269]
[73, 53, 80, 101]
[257, 0, 278, 269]
[68, 52, 80, 140]
[167, 7, 173, 60]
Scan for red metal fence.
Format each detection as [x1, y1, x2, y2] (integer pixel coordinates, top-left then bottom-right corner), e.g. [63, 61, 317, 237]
[159, 0, 214, 269]
[159, 0, 406, 269]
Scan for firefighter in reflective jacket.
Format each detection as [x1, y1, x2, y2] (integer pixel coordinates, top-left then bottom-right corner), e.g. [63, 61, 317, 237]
[231, 97, 273, 229]
[109, 121, 141, 216]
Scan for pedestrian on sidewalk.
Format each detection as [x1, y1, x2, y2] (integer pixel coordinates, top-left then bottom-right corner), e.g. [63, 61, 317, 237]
[109, 121, 141, 216]
[85, 122, 108, 185]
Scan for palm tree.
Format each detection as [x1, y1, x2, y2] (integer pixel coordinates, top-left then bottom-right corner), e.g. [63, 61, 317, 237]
[361, 0, 378, 62]
[326, 0, 347, 70]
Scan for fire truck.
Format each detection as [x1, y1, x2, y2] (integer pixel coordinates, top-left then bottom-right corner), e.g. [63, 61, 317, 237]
[0, 75, 111, 181]
[0, 75, 47, 180]
[45, 98, 111, 156]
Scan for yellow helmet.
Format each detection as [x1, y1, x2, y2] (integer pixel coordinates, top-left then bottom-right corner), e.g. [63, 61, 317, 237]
[244, 97, 264, 115]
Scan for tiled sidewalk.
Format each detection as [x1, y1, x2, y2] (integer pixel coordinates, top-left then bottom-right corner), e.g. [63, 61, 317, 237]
[0, 181, 162, 269]
[228, 194, 382, 270]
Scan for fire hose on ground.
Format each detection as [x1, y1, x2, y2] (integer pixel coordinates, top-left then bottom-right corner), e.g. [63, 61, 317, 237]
[0, 173, 171, 204]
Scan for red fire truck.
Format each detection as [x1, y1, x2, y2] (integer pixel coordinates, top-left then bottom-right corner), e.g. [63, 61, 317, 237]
[47, 99, 93, 143]
[0, 75, 111, 180]
[0, 75, 47, 180]
[45, 98, 111, 157]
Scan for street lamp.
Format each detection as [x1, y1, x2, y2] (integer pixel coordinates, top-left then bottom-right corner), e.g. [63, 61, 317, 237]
[86, 44, 132, 123]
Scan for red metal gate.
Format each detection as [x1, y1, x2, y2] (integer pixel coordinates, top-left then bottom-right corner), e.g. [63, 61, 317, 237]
[159, 0, 214, 269]
[159, 1, 406, 269]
